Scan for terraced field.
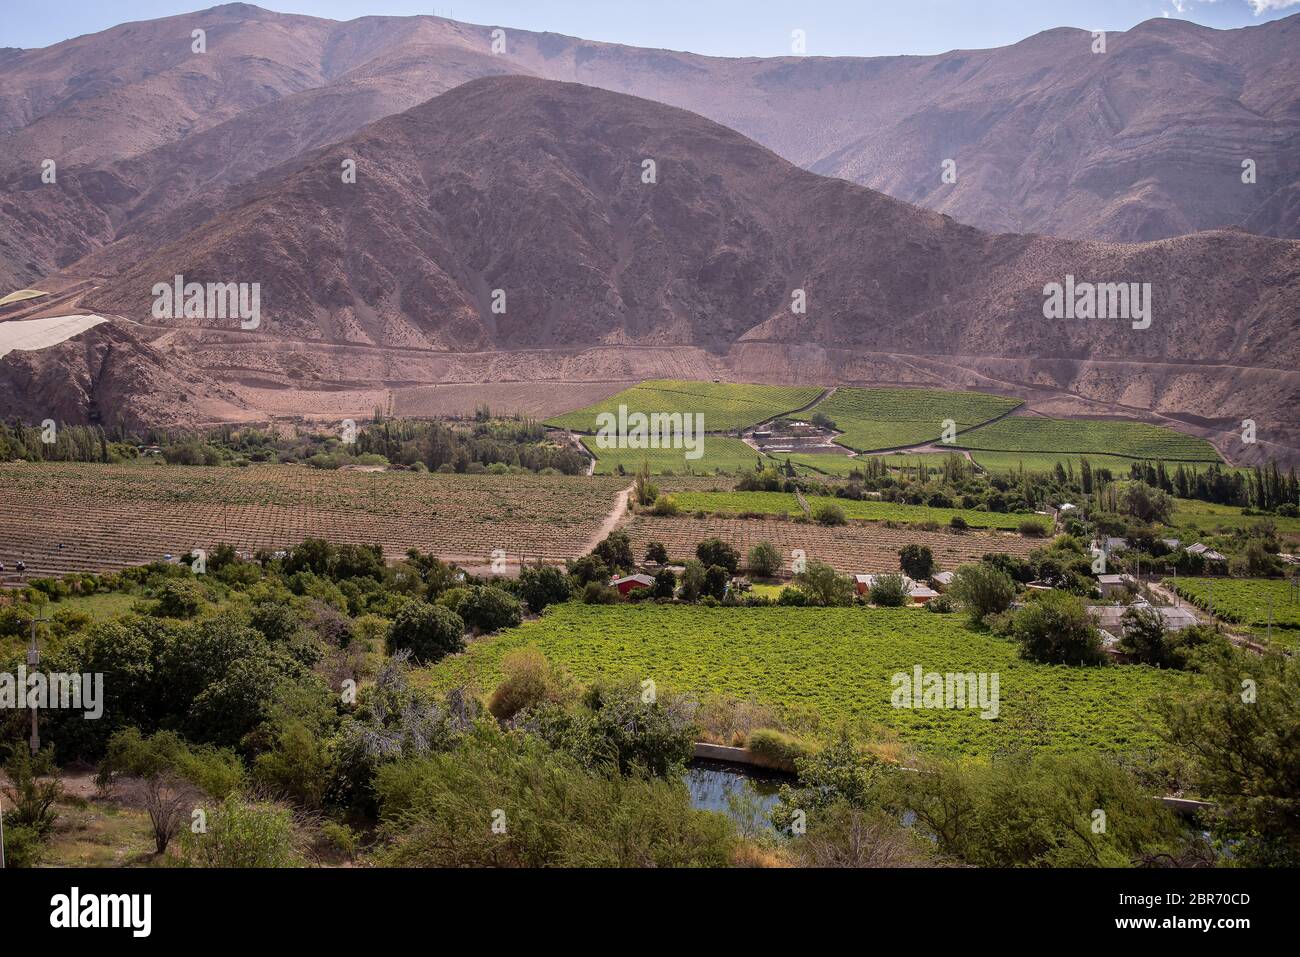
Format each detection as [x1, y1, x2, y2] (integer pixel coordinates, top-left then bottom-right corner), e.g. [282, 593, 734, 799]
[0, 462, 628, 578]
[808, 388, 1022, 452]
[425, 604, 1179, 755]
[548, 380, 823, 433]
[955, 416, 1221, 463]
[623, 514, 1038, 574]
[668, 490, 1043, 531]
[1164, 577, 1300, 647]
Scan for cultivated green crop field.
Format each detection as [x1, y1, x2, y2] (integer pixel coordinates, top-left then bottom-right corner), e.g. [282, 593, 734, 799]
[668, 490, 1042, 531]
[581, 436, 768, 474]
[969, 450, 1179, 476]
[1170, 499, 1300, 538]
[1164, 577, 1300, 647]
[808, 388, 1021, 452]
[426, 605, 1180, 755]
[548, 380, 824, 433]
[955, 417, 1221, 463]
[769, 452, 952, 476]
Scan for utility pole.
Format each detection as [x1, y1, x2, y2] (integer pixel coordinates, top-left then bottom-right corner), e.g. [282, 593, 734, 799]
[23, 609, 50, 755]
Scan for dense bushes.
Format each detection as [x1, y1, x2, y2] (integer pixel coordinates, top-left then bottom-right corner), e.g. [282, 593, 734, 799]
[385, 601, 465, 663]
[374, 726, 735, 867]
[1008, 592, 1106, 666]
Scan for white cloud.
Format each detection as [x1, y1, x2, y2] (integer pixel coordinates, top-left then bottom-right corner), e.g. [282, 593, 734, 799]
[1246, 0, 1300, 14]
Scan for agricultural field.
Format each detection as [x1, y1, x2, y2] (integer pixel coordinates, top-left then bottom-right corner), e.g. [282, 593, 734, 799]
[807, 388, 1021, 452]
[548, 380, 824, 433]
[623, 514, 1038, 575]
[667, 490, 1043, 532]
[581, 436, 768, 475]
[1163, 577, 1300, 647]
[1169, 499, 1300, 539]
[426, 604, 1180, 755]
[0, 461, 628, 578]
[954, 416, 1221, 463]
[768, 452, 951, 476]
[968, 450, 1180, 476]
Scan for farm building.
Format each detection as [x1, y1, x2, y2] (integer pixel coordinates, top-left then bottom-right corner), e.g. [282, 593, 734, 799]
[855, 574, 939, 604]
[932, 571, 955, 588]
[610, 573, 655, 596]
[1089, 602, 1200, 639]
[1097, 573, 1137, 598]
[1185, 543, 1227, 563]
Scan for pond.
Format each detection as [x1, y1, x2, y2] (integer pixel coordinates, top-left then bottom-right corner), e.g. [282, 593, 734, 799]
[683, 759, 790, 833]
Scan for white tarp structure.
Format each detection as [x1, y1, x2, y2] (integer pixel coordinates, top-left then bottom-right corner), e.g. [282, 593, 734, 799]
[0, 314, 108, 359]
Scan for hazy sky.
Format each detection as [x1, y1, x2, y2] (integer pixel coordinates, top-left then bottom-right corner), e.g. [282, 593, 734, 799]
[3, 0, 1298, 55]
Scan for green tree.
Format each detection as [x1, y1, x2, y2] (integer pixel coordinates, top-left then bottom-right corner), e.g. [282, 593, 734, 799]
[898, 544, 935, 580]
[385, 600, 465, 663]
[747, 541, 782, 578]
[795, 560, 855, 607]
[592, 531, 634, 573]
[457, 585, 523, 634]
[517, 564, 572, 613]
[696, 538, 739, 575]
[950, 563, 1017, 623]
[1009, 592, 1106, 665]
[1158, 645, 1300, 866]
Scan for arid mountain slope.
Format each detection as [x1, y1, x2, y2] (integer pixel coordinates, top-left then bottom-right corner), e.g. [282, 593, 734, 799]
[82, 77, 1300, 367]
[1, 2, 1294, 288]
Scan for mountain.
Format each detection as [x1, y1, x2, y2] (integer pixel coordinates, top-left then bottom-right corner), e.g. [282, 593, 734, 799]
[65, 76, 1300, 463]
[0, 2, 1294, 289]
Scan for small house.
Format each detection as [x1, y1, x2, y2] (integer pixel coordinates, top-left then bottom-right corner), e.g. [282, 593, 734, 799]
[610, 573, 655, 596]
[1097, 573, 1136, 599]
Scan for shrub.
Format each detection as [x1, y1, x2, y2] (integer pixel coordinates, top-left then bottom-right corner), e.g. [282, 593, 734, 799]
[375, 727, 734, 867]
[1018, 519, 1048, 537]
[746, 728, 811, 773]
[869, 574, 909, 608]
[645, 541, 669, 564]
[249, 601, 301, 644]
[582, 582, 620, 604]
[1010, 592, 1106, 665]
[154, 578, 205, 618]
[181, 797, 298, 868]
[777, 586, 809, 606]
[703, 564, 730, 600]
[950, 563, 1017, 623]
[926, 593, 956, 614]
[457, 585, 523, 634]
[385, 601, 465, 663]
[648, 494, 680, 516]
[795, 560, 855, 607]
[487, 647, 574, 720]
[747, 541, 782, 578]
[813, 502, 847, 526]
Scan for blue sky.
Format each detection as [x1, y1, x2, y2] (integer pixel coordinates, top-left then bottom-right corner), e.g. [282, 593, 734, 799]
[3, 0, 1298, 55]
